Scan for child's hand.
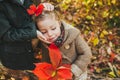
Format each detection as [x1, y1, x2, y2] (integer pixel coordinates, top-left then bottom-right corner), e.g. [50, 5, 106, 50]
[36, 30, 51, 44]
[42, 3, 54, 11]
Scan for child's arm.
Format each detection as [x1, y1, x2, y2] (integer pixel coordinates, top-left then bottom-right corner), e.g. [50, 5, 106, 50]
[71, 34, 92, 78]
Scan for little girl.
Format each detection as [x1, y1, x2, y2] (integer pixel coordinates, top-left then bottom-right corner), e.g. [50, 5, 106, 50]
[33, 11, 92, 80]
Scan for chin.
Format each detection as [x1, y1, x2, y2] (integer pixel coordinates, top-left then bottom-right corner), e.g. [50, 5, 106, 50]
[48, 39, 57, 43]
[46, 41, 53, 44]
[49, 41, 54, 44]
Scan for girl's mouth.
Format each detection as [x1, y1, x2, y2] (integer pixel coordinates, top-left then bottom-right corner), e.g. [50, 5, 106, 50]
[48, 37, 57, 42]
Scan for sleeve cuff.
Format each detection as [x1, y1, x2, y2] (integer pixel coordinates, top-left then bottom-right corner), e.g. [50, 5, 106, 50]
[71, 64, 82, 77]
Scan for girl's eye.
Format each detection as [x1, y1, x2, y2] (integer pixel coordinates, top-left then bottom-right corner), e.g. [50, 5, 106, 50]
[51, 27, 56, 30]
[41, 31, 47, 34]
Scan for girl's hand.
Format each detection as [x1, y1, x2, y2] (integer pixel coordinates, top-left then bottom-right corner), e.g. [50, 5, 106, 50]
[42, 3, 54, 11]
[36, 30, 51, 44]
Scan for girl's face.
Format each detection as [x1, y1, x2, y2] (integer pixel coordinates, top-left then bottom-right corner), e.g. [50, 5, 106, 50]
[37, 18, 61, 43]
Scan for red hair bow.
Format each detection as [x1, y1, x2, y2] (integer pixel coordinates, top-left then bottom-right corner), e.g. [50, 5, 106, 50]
[27, 4, 44, 16]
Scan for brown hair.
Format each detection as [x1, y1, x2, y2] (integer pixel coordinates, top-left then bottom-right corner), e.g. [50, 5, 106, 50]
[34, 11, 60, 23]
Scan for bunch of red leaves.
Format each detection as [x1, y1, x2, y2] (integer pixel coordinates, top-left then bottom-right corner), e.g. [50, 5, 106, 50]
[32, 44, 72, 80]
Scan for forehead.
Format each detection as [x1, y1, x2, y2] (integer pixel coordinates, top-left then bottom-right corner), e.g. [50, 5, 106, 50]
[37, 12, 58, 21]
[37, 18, 58, 28]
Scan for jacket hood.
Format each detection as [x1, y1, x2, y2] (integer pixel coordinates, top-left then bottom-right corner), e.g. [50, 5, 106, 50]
[61, 21, 80, 44]
[0, 0, 24, 5]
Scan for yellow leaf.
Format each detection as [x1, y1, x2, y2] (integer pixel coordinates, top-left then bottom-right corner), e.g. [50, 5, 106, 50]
[57, 0, 61, 2]
[102, 11, 109, 18]
[118, 70, 120, 76]
[108, 71, 116, 78]
[100, 30, 108, 38]
[102, 30, 108, 35]
[108, 0, 111, 5]
[84, 30, 89, 35]
[95, 68, 101, 73]
[101, 39, 107, 44]
[109, 41, 113, 47]
[11, 77, 15, 80]
[116, 49, 120, 54]
[115, 13, 119, 16]
[0, 75, 5, 79]
[93, 37, 99, 46]
[100, 33, 104, 38]
[86, 15, 92, 20]
[63, 0, 71, 4]
[98, 1, 103, 6]
[90, 21, 94, 25]
[111, 0, 116, 4]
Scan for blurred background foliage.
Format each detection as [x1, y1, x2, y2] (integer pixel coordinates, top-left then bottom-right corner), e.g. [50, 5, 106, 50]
[32, 0, 120, 79]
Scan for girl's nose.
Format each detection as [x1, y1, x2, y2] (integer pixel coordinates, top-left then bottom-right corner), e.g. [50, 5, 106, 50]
[47, 31, 53, 37]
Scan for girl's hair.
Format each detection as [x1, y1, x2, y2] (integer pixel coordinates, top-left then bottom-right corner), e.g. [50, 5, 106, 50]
[34, 11, 60, 23]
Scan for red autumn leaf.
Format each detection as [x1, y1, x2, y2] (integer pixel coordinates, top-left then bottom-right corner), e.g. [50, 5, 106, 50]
[57, 66, 72, 79]
[110, 52, 116, 62]
[48, 43, 62, 68]
[61, 64, 71, 68]
[33, 44, 72, 80]
[33, 63, 51, 80]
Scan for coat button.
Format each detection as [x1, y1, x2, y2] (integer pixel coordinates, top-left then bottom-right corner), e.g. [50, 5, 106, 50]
[64, 44, 70, 49]
[28, 50, 31, 52]
[27, 40, 30, 42]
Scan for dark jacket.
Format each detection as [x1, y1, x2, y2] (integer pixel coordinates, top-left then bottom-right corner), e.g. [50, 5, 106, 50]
[0, 0, 37, 70]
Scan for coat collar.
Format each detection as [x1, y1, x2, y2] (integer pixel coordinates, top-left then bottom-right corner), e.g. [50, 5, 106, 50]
[61, 21, 80, 45]
[11, 0, 23, 5]
[0, 0, 3, 2]
[0, 0, 23, 5]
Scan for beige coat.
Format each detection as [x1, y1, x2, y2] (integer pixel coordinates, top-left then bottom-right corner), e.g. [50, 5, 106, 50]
[38, 21, 92, 78]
